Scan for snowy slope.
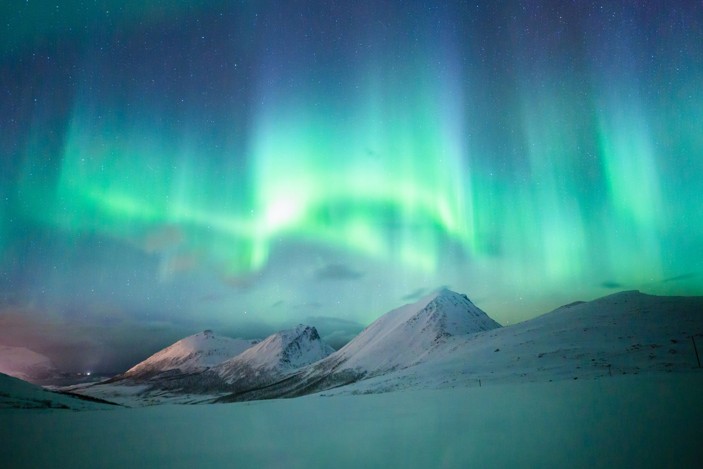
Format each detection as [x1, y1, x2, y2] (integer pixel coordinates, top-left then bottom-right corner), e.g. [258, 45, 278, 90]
[67, 289, 703, 405]
[123, 330, 259, 379]
[328, 288, 501, 372]
[0, 372, 115, 410]
[0, 345, 59, 384]
[220, 288, 501, 400]
[220, 290, 703, 401]
[326, 290, 703, 395]
[65, 330, 261, 406]
[69, 326, 334, 406]
[214, 325, 334, 386]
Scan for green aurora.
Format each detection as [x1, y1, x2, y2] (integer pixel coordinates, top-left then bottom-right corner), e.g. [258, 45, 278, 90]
[1, 1, 701, 371]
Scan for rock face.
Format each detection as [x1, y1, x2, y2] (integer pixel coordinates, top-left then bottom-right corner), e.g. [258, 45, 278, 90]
[219, 288, 501, 401]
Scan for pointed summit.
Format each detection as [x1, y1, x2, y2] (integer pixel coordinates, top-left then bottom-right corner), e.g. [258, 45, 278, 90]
[123, 331, 259, 380]
[217, 289, 503, 402]
[319, 289, 501, 376]
[214, 325, 334, 386]
[420, 288, 501, 336]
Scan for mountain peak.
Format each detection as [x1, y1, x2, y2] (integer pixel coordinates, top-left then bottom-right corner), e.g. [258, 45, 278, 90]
[299, 324, 323, 342]
[414, 289, 498, 337]
[433, 286, 455, 296]
[214, 324, 334, 385]
[326, 289, 501, 375]
[428, 287, 472, 303]
[285, 324, 321, 341]
[123, 332, 259, 379]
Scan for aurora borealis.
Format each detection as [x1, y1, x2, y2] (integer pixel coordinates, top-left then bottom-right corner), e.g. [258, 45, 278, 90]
[1, 1, 702, 373]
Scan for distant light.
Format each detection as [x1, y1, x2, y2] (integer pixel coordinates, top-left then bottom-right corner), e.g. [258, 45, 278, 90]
[86, 371, 91, 376]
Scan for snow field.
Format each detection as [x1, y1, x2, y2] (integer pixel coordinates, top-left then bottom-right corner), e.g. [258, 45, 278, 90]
[2, 373, 702, 468]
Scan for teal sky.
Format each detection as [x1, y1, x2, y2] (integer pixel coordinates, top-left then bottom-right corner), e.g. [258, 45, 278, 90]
[1, 1, 701, 372]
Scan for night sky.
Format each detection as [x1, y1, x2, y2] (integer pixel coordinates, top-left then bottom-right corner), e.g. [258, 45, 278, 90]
[1, 1, 701, 374]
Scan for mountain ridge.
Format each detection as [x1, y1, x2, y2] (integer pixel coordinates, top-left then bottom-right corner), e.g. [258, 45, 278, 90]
[60, 288, 703, 406]
[69, 324, 336, 405]
[120, 330, 260, 381]
[218, 288, 502, 401]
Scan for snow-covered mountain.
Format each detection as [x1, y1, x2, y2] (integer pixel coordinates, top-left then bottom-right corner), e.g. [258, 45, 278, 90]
[328, 288, 500, 373]
[316, 290, 703, 396]
[63, 289, 703, 406]
[69, 325, 335, 406]
[0, 345, 60, 384]
[219, 289, 703, 401]
[214, 325, 335, 386]
[220, 288, 501, 401]
[0, 372, 115, 410]
[122, 330, 259, 380]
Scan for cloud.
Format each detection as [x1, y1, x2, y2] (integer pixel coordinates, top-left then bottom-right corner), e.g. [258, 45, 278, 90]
[159, 253, 199, 277]
[600, 281, 624, 289]
[215, 322, 283, 343]
[0, 304, 198, 375]
[400, 285, 456, 301]
[304, 316, 365, 349]
[661, 273, 696, 283]
[293, 302, 323, 310]
[221, 274, 258, 291]
[140, 225, 184, 253]
[314, 263, 364, 281]
[402, 288, 428, 301]
[402, 285, 454, 301]
[200, 293, 224, 303]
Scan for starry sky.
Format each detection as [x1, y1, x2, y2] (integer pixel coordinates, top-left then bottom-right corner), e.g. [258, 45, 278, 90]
[1, 1, 702, 374]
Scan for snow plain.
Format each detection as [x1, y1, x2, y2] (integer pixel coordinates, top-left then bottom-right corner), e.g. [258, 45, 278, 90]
[0, 373, 113, 411]
[2, 373, 702, 468]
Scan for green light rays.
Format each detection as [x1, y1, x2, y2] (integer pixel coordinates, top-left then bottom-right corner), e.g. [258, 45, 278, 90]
[519, 91, 588, 286]
[249, 58, 475, 272]
[22, 53, 478, 280]
[597, 100, 665, 285]
[7, 1, 703, 326]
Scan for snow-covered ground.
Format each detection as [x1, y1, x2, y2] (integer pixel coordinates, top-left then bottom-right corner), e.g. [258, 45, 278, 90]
[0, 373, 114, 411]
[2, 373, 702, 468]
[59, 381, 219, 407]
